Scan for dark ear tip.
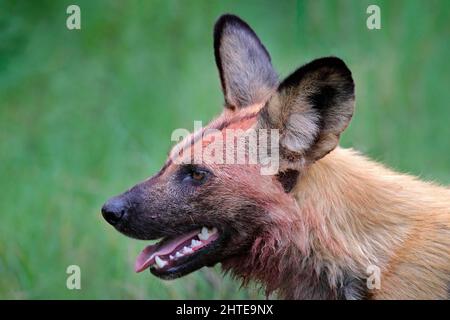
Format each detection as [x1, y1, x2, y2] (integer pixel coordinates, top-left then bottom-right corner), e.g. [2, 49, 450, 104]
[314, 56, 353, 80]
[311, 56, 352, 72]
[280, 56, 354, 92]
[214, 14, 248, 31]
[213, 14, 257, 42]
[214, 14, 247, 55]
[213, 13, 271, 61]
[319, 56, 355, 94]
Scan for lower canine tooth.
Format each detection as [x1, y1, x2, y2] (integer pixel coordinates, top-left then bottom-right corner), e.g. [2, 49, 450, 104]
[155, 256, 167, 269]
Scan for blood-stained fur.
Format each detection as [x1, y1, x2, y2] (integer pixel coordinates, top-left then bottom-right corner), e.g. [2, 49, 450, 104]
[102, 14, 450, 299]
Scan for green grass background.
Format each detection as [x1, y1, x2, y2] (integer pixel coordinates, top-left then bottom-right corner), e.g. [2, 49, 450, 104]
[0, 0, 449, 299]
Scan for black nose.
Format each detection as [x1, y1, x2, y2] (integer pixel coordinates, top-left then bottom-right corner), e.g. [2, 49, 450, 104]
[101, 196, 128, 225]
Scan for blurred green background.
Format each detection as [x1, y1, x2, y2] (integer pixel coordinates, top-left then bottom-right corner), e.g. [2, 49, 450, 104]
[0, 0, 449, 299]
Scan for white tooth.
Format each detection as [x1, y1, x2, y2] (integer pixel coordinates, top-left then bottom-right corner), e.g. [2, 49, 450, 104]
[155, 256, 167, 269]
[198, 227, 210, 240]
[183, 246, 193, 254]
[169, 255, 174, 260]
[191, 239, 201, 247]
[175, 252, 184, 258]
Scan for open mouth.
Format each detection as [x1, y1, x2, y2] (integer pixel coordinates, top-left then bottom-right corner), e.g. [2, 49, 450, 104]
[134, 227, 220, 278]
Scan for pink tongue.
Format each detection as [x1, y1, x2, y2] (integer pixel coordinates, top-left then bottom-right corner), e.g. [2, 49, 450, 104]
[134, 229, 200, 273]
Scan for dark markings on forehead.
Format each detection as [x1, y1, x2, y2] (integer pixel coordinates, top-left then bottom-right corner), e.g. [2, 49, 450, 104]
[213, 111, 259, 131]
[169, 111, 260, 164]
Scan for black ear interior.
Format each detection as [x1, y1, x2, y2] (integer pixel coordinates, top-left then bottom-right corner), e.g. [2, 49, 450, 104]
[213, 14, 278, 109]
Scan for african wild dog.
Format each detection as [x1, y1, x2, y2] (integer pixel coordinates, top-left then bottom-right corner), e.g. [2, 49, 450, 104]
[102, 14, 450, 299]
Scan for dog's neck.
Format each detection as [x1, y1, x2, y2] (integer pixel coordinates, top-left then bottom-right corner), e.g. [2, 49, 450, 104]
[223, 147, 446, 299]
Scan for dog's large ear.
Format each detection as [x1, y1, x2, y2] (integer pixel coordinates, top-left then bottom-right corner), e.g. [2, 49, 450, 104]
[258, 57, 355, 168]
[214, 14, 278, 110]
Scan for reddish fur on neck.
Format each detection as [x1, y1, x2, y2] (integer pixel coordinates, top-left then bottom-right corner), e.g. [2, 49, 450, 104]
[223, 147, 450, 299]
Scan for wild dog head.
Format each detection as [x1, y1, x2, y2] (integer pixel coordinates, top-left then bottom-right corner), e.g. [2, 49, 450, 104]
[101, 14, 355, 280]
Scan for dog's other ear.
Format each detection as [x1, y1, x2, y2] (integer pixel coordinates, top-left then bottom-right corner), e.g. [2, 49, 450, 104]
[214, 14, 278, 110]
[258, 57, 355, 167]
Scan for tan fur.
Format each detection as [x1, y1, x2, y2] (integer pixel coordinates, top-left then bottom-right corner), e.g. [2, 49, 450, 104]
[288, 147, 450, 299]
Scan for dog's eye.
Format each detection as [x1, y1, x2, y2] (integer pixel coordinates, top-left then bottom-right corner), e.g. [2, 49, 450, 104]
[191, 170, 205, 181]
[181, 166, 209, 185]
